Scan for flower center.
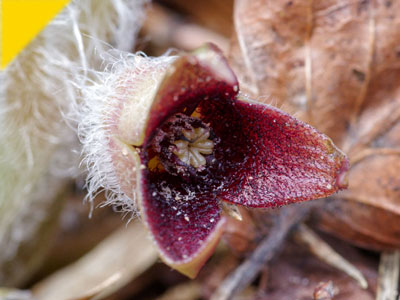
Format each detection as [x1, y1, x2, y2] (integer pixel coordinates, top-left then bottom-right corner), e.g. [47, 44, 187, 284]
[172, 127, 214, 169]
[149, 113, 217, 177]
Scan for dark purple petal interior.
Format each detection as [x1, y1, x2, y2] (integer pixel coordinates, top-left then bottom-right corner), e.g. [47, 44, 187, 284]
[140, 171, 222, 261]
[139, 45, 237, 263]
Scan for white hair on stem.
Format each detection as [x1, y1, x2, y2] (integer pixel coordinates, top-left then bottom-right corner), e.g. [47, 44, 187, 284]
[76, 49, 176, 218]
[0, 0, 148, 285]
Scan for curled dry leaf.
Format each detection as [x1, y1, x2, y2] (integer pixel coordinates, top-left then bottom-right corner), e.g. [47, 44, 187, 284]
[230, 0, 400, 250]
[33, 221, 157, 300]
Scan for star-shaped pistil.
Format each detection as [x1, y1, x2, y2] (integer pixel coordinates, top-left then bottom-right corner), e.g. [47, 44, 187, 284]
[173, 127, 214, 169]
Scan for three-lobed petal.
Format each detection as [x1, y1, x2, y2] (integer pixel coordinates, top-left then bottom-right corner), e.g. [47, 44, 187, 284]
[126, 44, 349, 277]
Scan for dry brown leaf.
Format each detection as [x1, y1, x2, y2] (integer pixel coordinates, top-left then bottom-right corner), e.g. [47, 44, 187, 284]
[141, 4, 229, 54]
[205, 237, 376, 300]
[230, 0, 400, 250]
[258, 239, 376, 300]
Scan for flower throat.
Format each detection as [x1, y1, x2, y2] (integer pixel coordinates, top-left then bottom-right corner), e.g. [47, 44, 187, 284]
[149, 113, 217, 177]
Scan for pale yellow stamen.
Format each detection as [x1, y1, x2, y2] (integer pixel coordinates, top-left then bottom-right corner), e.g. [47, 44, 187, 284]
[173, 127, 214, 168]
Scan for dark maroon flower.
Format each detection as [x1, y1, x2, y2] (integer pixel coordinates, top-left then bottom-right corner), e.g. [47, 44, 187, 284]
[80, 44, 349, 278]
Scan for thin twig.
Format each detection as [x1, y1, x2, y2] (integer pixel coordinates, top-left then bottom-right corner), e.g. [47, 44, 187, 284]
[211, 204, 310, 300]
[294, 224, 368, 289]
[376, 251, 400, 300]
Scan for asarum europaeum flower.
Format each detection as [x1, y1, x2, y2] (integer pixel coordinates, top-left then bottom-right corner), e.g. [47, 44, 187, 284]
[79, 44, 349, 278]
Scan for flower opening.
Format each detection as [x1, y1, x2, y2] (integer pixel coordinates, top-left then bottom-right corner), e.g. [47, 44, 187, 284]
[149, 113, 217, 178]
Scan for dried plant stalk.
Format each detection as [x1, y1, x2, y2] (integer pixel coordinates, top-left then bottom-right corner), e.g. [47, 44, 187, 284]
[211, 205, 310, 300]
[376, 251, 400, 300]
